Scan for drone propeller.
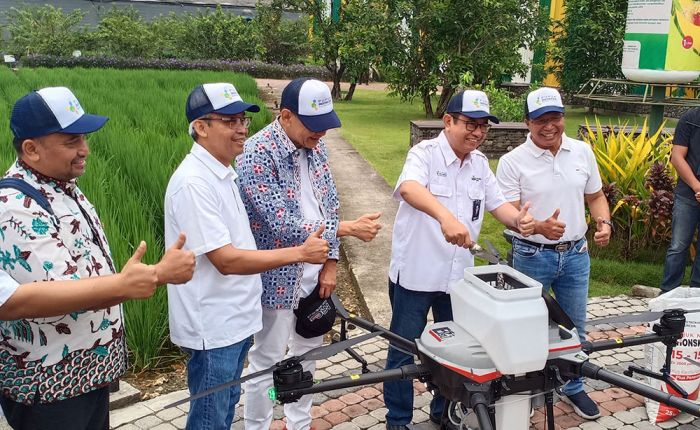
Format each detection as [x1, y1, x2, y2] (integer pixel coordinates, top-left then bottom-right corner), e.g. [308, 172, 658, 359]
[164, 330, 381, 409]
[586, 308, 700, 328]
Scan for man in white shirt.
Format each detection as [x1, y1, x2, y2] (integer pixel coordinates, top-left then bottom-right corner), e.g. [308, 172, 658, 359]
[384, 90, 535, 429]
[164, 83, 329, 430]
[496, 87, 612, 420]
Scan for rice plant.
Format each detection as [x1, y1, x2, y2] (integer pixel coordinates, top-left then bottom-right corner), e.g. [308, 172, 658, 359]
[0, 66, 273, 370]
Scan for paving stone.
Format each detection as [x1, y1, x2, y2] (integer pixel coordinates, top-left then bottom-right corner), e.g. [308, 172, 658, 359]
[614, 411, 642, 424]
[413, 393, 431, 409]
[342, 359, 363, 369]
[339, 392, 365, 406]
[630, 422, 662, 429]
[311, 418, 333, 430]
[613, 353, 635, 362]
[356, 387, 381, 399]
[618, 426, 638, 430]
[590, 391, 614, 403]
[325, 411, 351, 426]
[111, 404, 155, 428]
[628, 407, 648, 420]
[676, 414, 695, 424]
[135, 415, 164, 429]
[231, 421, 245, 430]
[413, 409, 429, 423]
[315, 369, 331, 380]
[142, 391, 190, 412]
[601, 400, 629, 414]
[580, 422, 608, 429]
[598, 415, 625, 429]
[369, 407, 387, 421]
[270, 420, 286, 430]
[317, 359, 332, 368]
[151, 424, 177, 430]
[359, 344, 380, 354]
[329, 353, 349, 363]
[313, 392, 329, 406]
[171, 415, 187, 429]
[326, 364, 348, 375]
[360, 398, 384, 411]
[156, 407, 184, 421]
[368, 424, 386, 430]
[598, 356, 622, 366]
[323, 398, 346, 412]
[343, 404, 369, 418]
[114, 425, 140, 430]
[657, 419, 680, 429]
[618, 397, 644, 409]
[352, 414, 379, 429]
[605, 388, 630, 399]
[334, 423, 362, 430]
[311, 406, 329, 419]
[375, 349, 387, 359]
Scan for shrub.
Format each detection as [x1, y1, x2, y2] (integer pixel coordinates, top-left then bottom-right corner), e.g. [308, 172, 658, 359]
[4, 5, 86, 57]
[480, 83, 525, 123]
[22, 54, 331, 80]
[94, 7, 157, 59]
[582, 119, 675, 258]
[175, 6, 260, 61]
[255, 2, 310, 65]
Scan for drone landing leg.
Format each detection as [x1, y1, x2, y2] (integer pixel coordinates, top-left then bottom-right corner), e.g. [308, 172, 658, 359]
[544, 391, 555, 430]
[336, 319, 370, 373]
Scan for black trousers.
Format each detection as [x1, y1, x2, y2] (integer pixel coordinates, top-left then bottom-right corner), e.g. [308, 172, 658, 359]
[0, 386, 109, 430]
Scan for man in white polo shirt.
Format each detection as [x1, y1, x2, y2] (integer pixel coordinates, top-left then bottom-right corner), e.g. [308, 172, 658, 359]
[384, 90, 535, 430]
[164, 83, 329, 430]
[496, 87, 612, 420]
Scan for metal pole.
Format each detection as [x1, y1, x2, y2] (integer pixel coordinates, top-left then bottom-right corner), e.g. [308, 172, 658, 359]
[649, 85, 665, 136]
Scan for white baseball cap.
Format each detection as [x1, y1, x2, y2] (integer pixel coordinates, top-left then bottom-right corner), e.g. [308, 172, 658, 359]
[280, 78, 341, 132]
[446, 90, 500, 123]
[526, 87, 565, 119]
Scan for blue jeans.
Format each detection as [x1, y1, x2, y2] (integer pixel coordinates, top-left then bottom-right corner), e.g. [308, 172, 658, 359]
[384, 279, 453, 426]
[512, 238, 589, 396]
[183, 337, 253, 430]
[661, 194, 700, 292]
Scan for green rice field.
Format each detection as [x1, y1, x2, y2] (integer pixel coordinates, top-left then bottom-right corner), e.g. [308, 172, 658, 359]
[0, 67, 272, 370]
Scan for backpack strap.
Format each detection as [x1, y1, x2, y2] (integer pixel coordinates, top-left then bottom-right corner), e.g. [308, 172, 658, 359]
[0, 177, 54, 216]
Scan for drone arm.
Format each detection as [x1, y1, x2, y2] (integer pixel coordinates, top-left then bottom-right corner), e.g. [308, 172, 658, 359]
[275, 365, 429, 403]
[581, 362, 700, 417]
[582, 332, 675, 354]
[341, 313, 418, 354]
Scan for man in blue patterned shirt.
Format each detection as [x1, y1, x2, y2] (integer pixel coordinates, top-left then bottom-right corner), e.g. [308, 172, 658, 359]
[238, 78, 381, 430]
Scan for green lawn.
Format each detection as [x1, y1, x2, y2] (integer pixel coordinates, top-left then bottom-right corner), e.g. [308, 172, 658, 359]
[334, 89, 673, 297]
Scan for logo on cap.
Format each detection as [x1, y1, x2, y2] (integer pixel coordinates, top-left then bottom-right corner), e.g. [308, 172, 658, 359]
[311, 99, 318, 110]
[222, 86, 238, 100]
[67, 99, 82, 113]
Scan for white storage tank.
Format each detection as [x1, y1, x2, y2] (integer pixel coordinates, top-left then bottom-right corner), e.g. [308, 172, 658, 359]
[450, 265, 549, 375]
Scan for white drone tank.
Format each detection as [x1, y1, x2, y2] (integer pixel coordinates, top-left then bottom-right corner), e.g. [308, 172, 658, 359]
[450, 265, 549, 375]
[621, 0, 700, 83]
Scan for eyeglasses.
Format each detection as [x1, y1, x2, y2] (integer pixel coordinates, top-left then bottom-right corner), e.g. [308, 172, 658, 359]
[202, 116, 252, 128]
[450, 116, 492, 133]
[531, 113, 564, 126]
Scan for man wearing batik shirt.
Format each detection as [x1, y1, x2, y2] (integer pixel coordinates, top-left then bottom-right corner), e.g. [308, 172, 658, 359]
[238, 78, 381, 430]
[0, 87, 194, 430]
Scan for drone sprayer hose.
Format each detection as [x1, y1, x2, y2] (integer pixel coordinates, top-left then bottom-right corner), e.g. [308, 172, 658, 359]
[470, 394, 494, 430]
[581, 362, 700, 417]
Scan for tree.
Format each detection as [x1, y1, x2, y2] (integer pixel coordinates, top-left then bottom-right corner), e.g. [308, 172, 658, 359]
[4, 5, 86, 57]
[255, 2, 310, 65]
[381, 0, 542, 118]
[94, 7, 157, 58]
[337, 0, 389, 100]
[550, 0, 627, 93]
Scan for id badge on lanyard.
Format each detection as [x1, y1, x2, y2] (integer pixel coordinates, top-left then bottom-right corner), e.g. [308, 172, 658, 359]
[472, 199, 482, 221]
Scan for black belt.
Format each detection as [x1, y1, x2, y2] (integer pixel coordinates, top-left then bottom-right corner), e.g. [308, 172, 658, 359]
[514, 237, 581, 252]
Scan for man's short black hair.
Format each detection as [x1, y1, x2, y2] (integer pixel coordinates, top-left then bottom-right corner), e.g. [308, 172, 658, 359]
[12, 137, 23, 154]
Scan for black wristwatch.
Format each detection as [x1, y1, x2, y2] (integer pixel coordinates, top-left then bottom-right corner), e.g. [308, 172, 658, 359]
[600, 219, 614, 233]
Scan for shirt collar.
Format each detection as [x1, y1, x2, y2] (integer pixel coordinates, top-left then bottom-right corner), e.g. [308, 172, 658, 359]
[437, 131, 465, 167]
[190, 142, 237, 181]
[17, 159, 76, 193]
[524, 133, 572, 158]
[271, 118, 302, 159]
